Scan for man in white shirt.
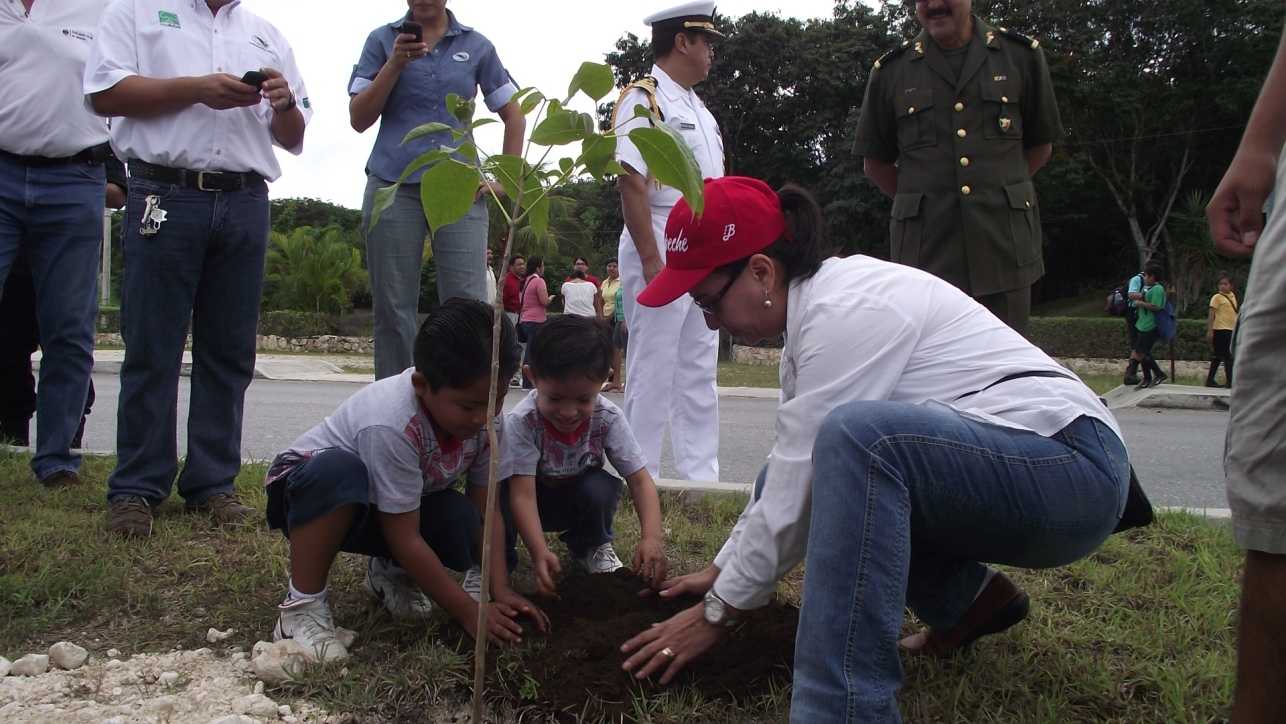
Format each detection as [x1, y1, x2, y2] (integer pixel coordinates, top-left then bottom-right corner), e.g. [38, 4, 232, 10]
[0, 0, 114, 487]
[84, 0, 312, 538]
[612, 1, 725, 482]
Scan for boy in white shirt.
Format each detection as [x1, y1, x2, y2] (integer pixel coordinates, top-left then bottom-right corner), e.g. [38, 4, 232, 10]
[263, 300, 547, 659]
[502, 315, 668, 593]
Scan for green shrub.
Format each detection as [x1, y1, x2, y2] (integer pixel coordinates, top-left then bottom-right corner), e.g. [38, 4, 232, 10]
[97, 307, 121, 333]
[1029, 317, 1211, 361]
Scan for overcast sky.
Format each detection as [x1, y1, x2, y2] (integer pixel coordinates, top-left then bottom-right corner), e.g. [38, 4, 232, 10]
[250, 1, 864, 209]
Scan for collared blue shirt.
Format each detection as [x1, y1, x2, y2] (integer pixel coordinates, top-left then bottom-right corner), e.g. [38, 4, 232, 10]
[349, 11, 516, 183]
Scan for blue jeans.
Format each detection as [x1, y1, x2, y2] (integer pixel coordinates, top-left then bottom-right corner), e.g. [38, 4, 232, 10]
[361, 175, 489, 380]
[0, 155, 104, 479]
[266, 448, 479, 568]
[791, 404, 1129, 723]
[500, 467, 622, 570]
[106, 177, 268, 506]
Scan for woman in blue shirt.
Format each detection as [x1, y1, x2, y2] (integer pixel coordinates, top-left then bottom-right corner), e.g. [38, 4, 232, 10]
[349, 0, 525, 380]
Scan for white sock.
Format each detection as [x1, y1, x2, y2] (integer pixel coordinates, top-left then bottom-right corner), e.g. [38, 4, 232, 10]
[286, 578, 327, 604]
[974, 568, 998, 601]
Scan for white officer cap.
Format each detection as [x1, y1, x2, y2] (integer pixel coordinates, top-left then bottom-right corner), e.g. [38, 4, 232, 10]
[643, 1, 724, 37]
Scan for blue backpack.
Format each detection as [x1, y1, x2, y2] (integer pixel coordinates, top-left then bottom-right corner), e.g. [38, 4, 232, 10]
[1155, 300, 1177, 343]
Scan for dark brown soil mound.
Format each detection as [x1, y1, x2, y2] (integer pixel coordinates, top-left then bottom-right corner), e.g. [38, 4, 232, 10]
[512, 570, 798, 720]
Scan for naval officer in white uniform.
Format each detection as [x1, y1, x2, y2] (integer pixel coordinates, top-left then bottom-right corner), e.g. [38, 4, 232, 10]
[613, 1, 725, 482]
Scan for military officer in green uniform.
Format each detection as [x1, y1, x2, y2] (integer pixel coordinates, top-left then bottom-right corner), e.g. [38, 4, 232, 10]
[854, 0, 1063, 333]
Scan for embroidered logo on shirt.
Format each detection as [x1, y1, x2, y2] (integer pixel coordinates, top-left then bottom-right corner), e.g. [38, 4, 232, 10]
[452, 51, 471, 62]
[157, 10, 181, 28]
[61, 29, 95, 41]
[301, 97, 311, 109]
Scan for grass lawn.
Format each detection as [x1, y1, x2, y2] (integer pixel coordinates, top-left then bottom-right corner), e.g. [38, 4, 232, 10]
[0, 450, 1240, 722]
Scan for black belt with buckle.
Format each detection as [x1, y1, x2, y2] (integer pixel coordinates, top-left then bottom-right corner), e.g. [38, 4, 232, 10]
[129, 160, 264, 192]
[0, 143, 111, 168]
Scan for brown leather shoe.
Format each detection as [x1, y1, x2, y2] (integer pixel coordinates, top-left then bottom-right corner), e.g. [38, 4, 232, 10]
[39, 470, 82, 488]
[904, 571, 1030, 657]
[186, 492, 256, 527]
[107, 496, 155, 538]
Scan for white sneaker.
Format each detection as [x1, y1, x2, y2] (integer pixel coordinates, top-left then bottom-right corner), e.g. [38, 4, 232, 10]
[364, 557, 434, 620]
[272, 596, 349, 662]
[578, 543, 624, 574]
[462, 566, 484, 602]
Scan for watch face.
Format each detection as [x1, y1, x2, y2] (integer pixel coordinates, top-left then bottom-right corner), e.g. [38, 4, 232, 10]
[703, 593, 725, 624]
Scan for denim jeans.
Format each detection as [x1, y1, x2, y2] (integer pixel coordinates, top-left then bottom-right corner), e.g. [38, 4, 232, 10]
[0, 155, 103, 479]
[266, 448, 479, 569]
[791, 403, 1129, 723]
[500, 467, 622, 570]
[361, 175, 489, 380]
[106, 177, 268, 506]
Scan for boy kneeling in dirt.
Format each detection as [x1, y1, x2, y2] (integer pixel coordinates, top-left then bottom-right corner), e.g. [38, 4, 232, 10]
[501, 315, 668, 594]
[263, 299, 548, 660]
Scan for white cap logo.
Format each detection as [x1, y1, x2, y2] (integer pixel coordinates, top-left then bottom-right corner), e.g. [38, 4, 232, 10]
[666, 229, 689, 253]
[722, 224, 737, 242]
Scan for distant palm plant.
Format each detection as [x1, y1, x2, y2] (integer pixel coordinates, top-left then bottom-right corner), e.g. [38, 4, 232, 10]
[264, 225, 368, 314]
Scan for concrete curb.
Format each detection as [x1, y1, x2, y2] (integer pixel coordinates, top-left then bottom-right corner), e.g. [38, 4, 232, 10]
[1102, 383, 1230, 411]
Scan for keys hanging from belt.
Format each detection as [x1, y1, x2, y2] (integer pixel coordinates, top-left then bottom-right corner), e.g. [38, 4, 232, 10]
[138, 195, 168, 237]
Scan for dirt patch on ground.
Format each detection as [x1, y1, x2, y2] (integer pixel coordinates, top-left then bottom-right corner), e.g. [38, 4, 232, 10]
[512, 571, 797, 720]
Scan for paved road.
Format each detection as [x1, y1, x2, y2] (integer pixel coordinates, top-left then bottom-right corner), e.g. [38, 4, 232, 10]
[59, 374, 1231, 509]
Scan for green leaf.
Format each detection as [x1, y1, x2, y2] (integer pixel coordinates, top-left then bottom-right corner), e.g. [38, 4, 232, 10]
[565, 61, 615, 103]
[446, 93, 475, 125]
[395, 149, 452, 184]
[580, 134, 617, 181]
[603, 160, 628, 176]
[633, 103, 654, 120]
[520, 90, 546, 115]
[419, 161, 482, 234]
[491, 154, 526, 202]
[455, 141, 479, 163]
[629, 126, 705, 215]
[558, 157, 574, 175]
[367, 183, 400, 233]
[531, 109, 595, 146]
[471, 118, 498, 129]
[401, 122, 454, 145]
[522, 176, 549, 240]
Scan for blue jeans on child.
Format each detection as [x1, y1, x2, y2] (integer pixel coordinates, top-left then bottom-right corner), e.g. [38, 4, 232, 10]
[500, 467, 622, 570]
[106, 177, 269, 507]
[789, 403, 1129, 723]
[267, 448, 479, 568]
[0, 154, 103, 479]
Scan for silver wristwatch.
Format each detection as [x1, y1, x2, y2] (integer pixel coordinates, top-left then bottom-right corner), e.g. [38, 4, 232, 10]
[703, 590, 738, 627]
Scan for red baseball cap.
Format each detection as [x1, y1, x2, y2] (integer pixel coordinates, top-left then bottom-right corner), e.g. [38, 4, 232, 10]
[637, 176, 786, 308]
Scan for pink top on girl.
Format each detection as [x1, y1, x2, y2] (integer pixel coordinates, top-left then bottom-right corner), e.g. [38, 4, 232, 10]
[519, 274, 549, 323]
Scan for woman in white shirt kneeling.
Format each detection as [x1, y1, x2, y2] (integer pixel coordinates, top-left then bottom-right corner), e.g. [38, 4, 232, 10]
[619, 177, 1132, 724]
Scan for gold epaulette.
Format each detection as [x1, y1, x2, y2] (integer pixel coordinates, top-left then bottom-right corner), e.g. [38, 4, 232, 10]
[610, 75, 665, 130]
[998, 26, 1041, 50]
[872, 42, 912, 71]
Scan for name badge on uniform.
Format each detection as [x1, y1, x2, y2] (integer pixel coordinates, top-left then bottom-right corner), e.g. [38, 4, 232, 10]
[999, 117, 1013, 132]
[452, 51, 470, 62]
[679, 122, 696, 130]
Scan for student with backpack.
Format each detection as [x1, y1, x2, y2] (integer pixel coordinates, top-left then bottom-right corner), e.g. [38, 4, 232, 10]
[1130, 264, 1169, 389]
[1119, 270, 1146, 385]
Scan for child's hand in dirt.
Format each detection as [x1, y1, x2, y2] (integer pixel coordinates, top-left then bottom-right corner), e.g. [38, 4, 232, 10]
[467, 602, 526, 645]
[632, 538, 668, 588]
[533, 549, 562, 595]
[494, 587, 551, 632]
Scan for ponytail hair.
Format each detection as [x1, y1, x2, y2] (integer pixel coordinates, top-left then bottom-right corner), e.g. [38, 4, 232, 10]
[762, 184, 830, 284]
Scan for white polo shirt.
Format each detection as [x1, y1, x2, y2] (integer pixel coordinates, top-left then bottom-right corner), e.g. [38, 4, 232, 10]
[83, 0, 311, 181]
[710, 255, 1125, 611]
[0, 0, 110, 157]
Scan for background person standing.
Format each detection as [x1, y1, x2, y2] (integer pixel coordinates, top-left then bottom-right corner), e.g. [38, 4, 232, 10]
[0, 0, 113, 487]
[86, 0, 312, 537]
[349, 0, 525, 381]
[613, 1, 726, 482]
[855, 0, 1063, 334]
[1205, 272, 1238, 387]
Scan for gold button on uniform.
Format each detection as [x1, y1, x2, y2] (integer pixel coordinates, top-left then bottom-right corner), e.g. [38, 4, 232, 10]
[954, 101, 964, 112]
[908, 106, 915, 114]
[1001, 96, 1009, 103]
[960, 157, 970, 167]
[961, 185, 972, 195]
[956, 128, 967, 138]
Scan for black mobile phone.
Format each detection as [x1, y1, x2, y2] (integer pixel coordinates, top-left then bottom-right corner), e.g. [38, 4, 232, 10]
[397, 21, 423, 42]
[240, 70, 269, 89]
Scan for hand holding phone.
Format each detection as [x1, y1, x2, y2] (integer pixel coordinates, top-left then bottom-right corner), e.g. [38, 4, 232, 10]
[239, 70, 269, 89]
[397, 21, 423, 42]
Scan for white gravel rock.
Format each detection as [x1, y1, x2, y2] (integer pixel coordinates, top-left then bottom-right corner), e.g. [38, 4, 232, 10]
[101, 717, 127, 724]
[49, 642, 89, 670]
[11, 653, 50, 676]
[159, 671, 181, 687]
[209, 716, 257, 724]
[335, 627, 357, 650]
[278, 705, 293, 717]
[206, 627, 235, 643]
[233, 692, 280, 718]
[0, 656, 10, 677]
[105, 648, 121, 658]
[252, 640, 273, 658]
[253, 680, 265, 695]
